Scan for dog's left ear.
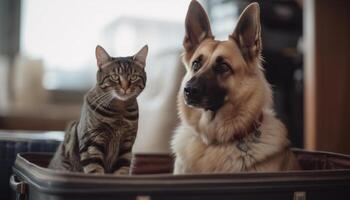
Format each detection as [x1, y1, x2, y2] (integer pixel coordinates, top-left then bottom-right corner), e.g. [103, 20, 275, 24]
[183, 0, 214, 52]
[230, 3, 261, 60]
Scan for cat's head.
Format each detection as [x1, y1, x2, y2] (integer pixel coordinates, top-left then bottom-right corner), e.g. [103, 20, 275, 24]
[95, 45, 148, 101]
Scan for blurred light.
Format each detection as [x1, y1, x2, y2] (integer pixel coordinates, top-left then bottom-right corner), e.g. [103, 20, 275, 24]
[20, 0, 189, 90]
[114, 24, 137, 56]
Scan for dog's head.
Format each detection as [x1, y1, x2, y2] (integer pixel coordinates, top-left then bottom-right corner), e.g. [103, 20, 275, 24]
[180, 1, 271, 116]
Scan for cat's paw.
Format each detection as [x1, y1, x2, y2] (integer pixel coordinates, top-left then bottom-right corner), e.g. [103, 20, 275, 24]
[113, 166, 130, 175]
[89, 169, 105, 175]
[84, 164, 105, 175]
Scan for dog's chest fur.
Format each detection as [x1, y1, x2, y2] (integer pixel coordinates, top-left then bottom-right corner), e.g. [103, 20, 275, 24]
[172, 111, 296, 174]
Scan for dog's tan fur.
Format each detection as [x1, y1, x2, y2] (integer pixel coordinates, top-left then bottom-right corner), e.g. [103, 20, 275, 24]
[171, 1, 300, 174]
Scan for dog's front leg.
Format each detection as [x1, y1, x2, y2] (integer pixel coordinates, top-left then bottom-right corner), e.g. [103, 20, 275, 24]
[173, 157, 187, 174]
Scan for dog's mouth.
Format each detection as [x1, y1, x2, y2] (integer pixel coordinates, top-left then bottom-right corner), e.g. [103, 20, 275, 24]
[184, 94, 225, 111]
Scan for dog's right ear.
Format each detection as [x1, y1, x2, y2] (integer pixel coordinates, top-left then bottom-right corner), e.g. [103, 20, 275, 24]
[230, 3, 261, 60]
[183, 0, 213, 52]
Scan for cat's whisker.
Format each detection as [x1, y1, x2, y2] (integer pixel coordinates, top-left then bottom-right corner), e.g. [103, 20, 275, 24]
[93, 96, 110, 111]
[93, 93, 114, 113]
[101, 95, 114, 107]
[105, 93, 117, 109]
[105, 91, 118, 108]
[99, 93, 111, 103]
[89, 92, 110, 105]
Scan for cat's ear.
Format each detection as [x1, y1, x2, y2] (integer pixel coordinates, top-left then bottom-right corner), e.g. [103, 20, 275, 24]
[230, 3, 262, 59]
[183, 0, 213, 52]
[133, 45, 148, 67]
[95, 45, 111, 68]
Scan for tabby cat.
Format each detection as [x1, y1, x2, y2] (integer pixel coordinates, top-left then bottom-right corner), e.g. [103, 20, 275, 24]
[48, 45, 148, 175]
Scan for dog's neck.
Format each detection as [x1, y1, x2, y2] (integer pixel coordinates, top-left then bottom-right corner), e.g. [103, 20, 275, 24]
[232, 113, 263, 141]
[196, 102, 267, 145]
[232, 113, 264, 153]
[204, 112, 264, 146]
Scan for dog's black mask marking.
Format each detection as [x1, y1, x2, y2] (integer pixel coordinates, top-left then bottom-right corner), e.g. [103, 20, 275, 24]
[184, 75, 226, 111]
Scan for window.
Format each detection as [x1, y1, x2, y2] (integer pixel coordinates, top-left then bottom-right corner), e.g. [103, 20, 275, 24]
[21, 0, 188, 90]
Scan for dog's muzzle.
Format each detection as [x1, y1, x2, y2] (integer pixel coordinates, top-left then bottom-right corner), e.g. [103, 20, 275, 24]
[184, 84, 202, 104]
[184, 76, 226, 111]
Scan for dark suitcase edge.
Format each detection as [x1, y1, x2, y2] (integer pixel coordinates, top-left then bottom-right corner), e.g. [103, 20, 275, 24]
[11, 152, 350, 196]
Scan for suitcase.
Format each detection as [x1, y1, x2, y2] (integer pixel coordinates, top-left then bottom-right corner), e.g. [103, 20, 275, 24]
[0, 131, 61, 200]
[10, 149, 350, 200]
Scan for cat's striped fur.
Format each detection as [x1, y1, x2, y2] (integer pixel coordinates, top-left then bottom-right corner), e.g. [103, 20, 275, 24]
[49, 45, 148, 175]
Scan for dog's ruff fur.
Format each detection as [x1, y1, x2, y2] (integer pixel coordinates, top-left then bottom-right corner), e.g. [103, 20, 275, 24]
[171, 1, 299, 174]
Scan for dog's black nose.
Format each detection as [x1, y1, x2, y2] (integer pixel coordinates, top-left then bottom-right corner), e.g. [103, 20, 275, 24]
[184, 86, 199, 97]
[184, 84, 202, 103]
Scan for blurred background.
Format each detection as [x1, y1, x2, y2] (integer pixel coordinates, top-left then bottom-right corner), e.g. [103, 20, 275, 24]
[0, 0, 349, 172]
[0, 0, 305, 146]
[1, 0, 350, 199]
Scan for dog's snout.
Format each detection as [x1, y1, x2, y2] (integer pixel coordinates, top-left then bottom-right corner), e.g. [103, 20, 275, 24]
[184, 77, 203, 102]
[184, 86, 199, 97]
[183, 74, 227, 111]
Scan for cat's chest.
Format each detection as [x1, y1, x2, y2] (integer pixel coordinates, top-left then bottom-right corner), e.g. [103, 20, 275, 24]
[111, 114, 138, 132]
[113, 118, 134, 129]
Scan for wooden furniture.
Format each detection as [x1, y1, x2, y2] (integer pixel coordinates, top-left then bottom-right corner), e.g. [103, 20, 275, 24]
[0, 104, 80, 131]
[304, 0, 350, 154]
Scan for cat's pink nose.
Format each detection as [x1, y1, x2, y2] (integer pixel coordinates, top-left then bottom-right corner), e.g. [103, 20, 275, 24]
[120, 78, 129, 90]
[121, 85, 129, 93]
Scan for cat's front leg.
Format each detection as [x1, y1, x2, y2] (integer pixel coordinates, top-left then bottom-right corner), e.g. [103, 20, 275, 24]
[114, 166, 130, 175]
[113, 134, 135, 175]
[80, 145, 106, 174]
[113, 152, 132, 175]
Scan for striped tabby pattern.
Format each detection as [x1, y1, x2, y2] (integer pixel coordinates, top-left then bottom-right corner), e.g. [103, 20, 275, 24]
[49, 45, 148, 175]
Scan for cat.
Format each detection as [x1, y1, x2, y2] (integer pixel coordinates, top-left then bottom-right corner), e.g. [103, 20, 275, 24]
[48, 45, 148, 175]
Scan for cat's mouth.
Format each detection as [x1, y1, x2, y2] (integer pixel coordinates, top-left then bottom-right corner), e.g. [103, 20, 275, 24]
[120, 88, 132, 95]
[112, 90, 137, 101]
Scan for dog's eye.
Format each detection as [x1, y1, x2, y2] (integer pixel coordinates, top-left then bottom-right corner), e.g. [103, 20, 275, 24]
[213, 64, 231, 74]
[192, 61, 201, 72]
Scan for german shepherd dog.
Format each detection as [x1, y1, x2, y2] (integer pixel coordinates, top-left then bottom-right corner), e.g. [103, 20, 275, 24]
[171, 1, 300, 174]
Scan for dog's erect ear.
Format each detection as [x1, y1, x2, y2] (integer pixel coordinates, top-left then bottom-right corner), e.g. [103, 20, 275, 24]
[133, 45, 148, 68]
[183, 0, 213, 52]
[230, 3, 262, 59]
[95, 45, 111, 69]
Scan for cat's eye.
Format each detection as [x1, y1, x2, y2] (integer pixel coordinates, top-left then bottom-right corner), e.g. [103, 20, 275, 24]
[130, 75, 138, 82]
[192, 60, 201, 72]
[100, 81, 111, 89]
[110, 74, 119, 82]
[213, 63, 232, 74]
